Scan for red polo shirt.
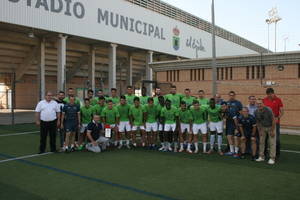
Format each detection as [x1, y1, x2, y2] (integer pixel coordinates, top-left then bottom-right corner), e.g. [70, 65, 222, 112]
[263, 96, 283, 123]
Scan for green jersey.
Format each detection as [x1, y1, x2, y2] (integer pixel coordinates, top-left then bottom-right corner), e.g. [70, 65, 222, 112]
[182, 96, 195, 108]
[101, 107, 120, 125]
[106, 96, 120, 105]
[140, 96, 149, 105]
[156, 104, 164, 120]
[161, 106, 179, 124]
[153, 96, 164, 105]
[143, 104, 158, 123]
[165, 94, 182, 108]
[89, 98, 98, 106]
[64, 97, 81, 106]
[207, 106, 222, 122]
[129, 105, 144, 126]
[178, 108, 193, 124]
[92, 104, 106, 116]
[116, 104, 130, 122]
[198, 98, 209, 106]
[125, 94, 136, 105]
[80, 105, 93, 124]
[191, 106, 208, 124]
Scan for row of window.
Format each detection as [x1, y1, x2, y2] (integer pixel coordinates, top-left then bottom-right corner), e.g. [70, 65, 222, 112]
[166, 64, 300, 82]
[190, 69, 205, 81]
[166, 70, 180, 82]
[217, 67, 233, 80]
[246, 65, 266, 80]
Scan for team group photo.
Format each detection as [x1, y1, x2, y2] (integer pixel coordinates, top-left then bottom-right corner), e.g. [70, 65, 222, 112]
[0, 0, 299, 200]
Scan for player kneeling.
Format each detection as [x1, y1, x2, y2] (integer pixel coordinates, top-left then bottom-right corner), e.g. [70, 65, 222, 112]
[86, 115, 109, 153]
[191, 100, 208, 153]
[238, 107, 257, 160]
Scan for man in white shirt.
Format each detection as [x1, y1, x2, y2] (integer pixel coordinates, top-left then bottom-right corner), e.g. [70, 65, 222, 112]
[35, 91, 60, 154]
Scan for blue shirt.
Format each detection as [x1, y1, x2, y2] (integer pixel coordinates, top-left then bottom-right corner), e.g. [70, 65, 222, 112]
[87, 121, 102, 141]
[63, 103, 80, 122]
[238, 115, 256, 136]
[228, 100, 243, 115]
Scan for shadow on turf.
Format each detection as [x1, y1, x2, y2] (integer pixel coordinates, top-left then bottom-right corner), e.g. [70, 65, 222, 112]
[105, 147, 300, 174]
[0, 182, 44, 200]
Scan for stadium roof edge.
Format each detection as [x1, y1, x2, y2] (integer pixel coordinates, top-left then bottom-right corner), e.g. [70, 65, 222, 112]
[126, 0, 269, 54]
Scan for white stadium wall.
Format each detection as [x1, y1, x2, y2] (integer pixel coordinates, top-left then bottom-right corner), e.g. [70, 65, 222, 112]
[0, 0, 258, 58]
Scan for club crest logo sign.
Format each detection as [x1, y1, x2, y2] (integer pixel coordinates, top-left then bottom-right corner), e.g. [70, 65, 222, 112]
[172, 26, 180, 51]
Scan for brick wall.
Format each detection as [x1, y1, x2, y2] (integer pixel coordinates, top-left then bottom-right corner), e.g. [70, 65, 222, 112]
[156, 64, 300, 127]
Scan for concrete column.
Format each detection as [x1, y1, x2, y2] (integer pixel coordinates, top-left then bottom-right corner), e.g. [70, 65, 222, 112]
[126, 53, 133, 86]
[38, 38, 45, 100]
[88, 46, 96, 92]
[109, 43, 117, 94]
[57, 34, 67, 92]
[146, 51, 153, 96]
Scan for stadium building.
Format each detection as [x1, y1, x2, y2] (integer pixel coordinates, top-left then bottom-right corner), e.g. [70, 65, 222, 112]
[0, 0, 268, 111]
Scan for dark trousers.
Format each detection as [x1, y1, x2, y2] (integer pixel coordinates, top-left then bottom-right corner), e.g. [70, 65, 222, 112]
[276, 123, 280, 156]
[40, 120, 57, 152]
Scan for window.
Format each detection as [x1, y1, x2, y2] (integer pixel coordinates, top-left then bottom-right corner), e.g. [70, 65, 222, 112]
[190, 69, 204, 81]
[256, 66, 260, 79]
[251, 66, 255, 79]
[262, 65, 265, 78]
[202, 69, 205, 80]
[246, 66, 250, 79]
[225, 67, 228, 80]
[167, 70, 180, 82]
[298, 64, 300, 78]
[217, 68, 220, 80]
[221, 68, 224, 80]
[230, 67, 233, 80]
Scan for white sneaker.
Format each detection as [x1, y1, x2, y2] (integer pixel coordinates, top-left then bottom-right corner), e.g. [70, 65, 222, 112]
[167, 146, 173, 151]
[256, 157, 265, 162]
[268, 159, 275, 165]
[179, 148, 184, 152]
[187, 149, 193, 154]
[158, 146, 165, 151]
[194, 149, 199, 154]
[133, 143, 137, 147]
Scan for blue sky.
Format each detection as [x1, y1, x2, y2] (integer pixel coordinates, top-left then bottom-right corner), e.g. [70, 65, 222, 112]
[163, 0, 300, 52]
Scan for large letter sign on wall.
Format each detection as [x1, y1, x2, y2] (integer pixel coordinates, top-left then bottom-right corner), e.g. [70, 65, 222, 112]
[1, 0, 257, 58]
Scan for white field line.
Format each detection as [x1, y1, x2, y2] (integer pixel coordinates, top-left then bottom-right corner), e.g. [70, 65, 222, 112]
[0, 131, 39, 137]
[0, 152, 53, 164]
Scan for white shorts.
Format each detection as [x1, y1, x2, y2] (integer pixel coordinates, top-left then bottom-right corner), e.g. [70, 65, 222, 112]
[180, 123, 190, 133]
[192, 123, 208, 135]
[80, 124, 88, 134]
[209, 121, 223, 134]
[146, 122, 158, 132]
[118, 121, 131, 132]
[164, 123, 176, 132]
[132, 125, 145, 131]
[158, 123, 164, 131]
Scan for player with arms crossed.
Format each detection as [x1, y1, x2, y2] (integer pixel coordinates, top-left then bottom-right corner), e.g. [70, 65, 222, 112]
[207, 98, 223, 155]
[160, 99, 179, 152]
[190, 100, 209, 153]
[143, 97, 159, 149]
[116, 95, 132, 149]
[129, 97, 146, 147]
[178, 101, 193, 153]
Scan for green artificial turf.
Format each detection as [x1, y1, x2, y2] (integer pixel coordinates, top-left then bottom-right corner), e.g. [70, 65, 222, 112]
[0, 124, 299, 200]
